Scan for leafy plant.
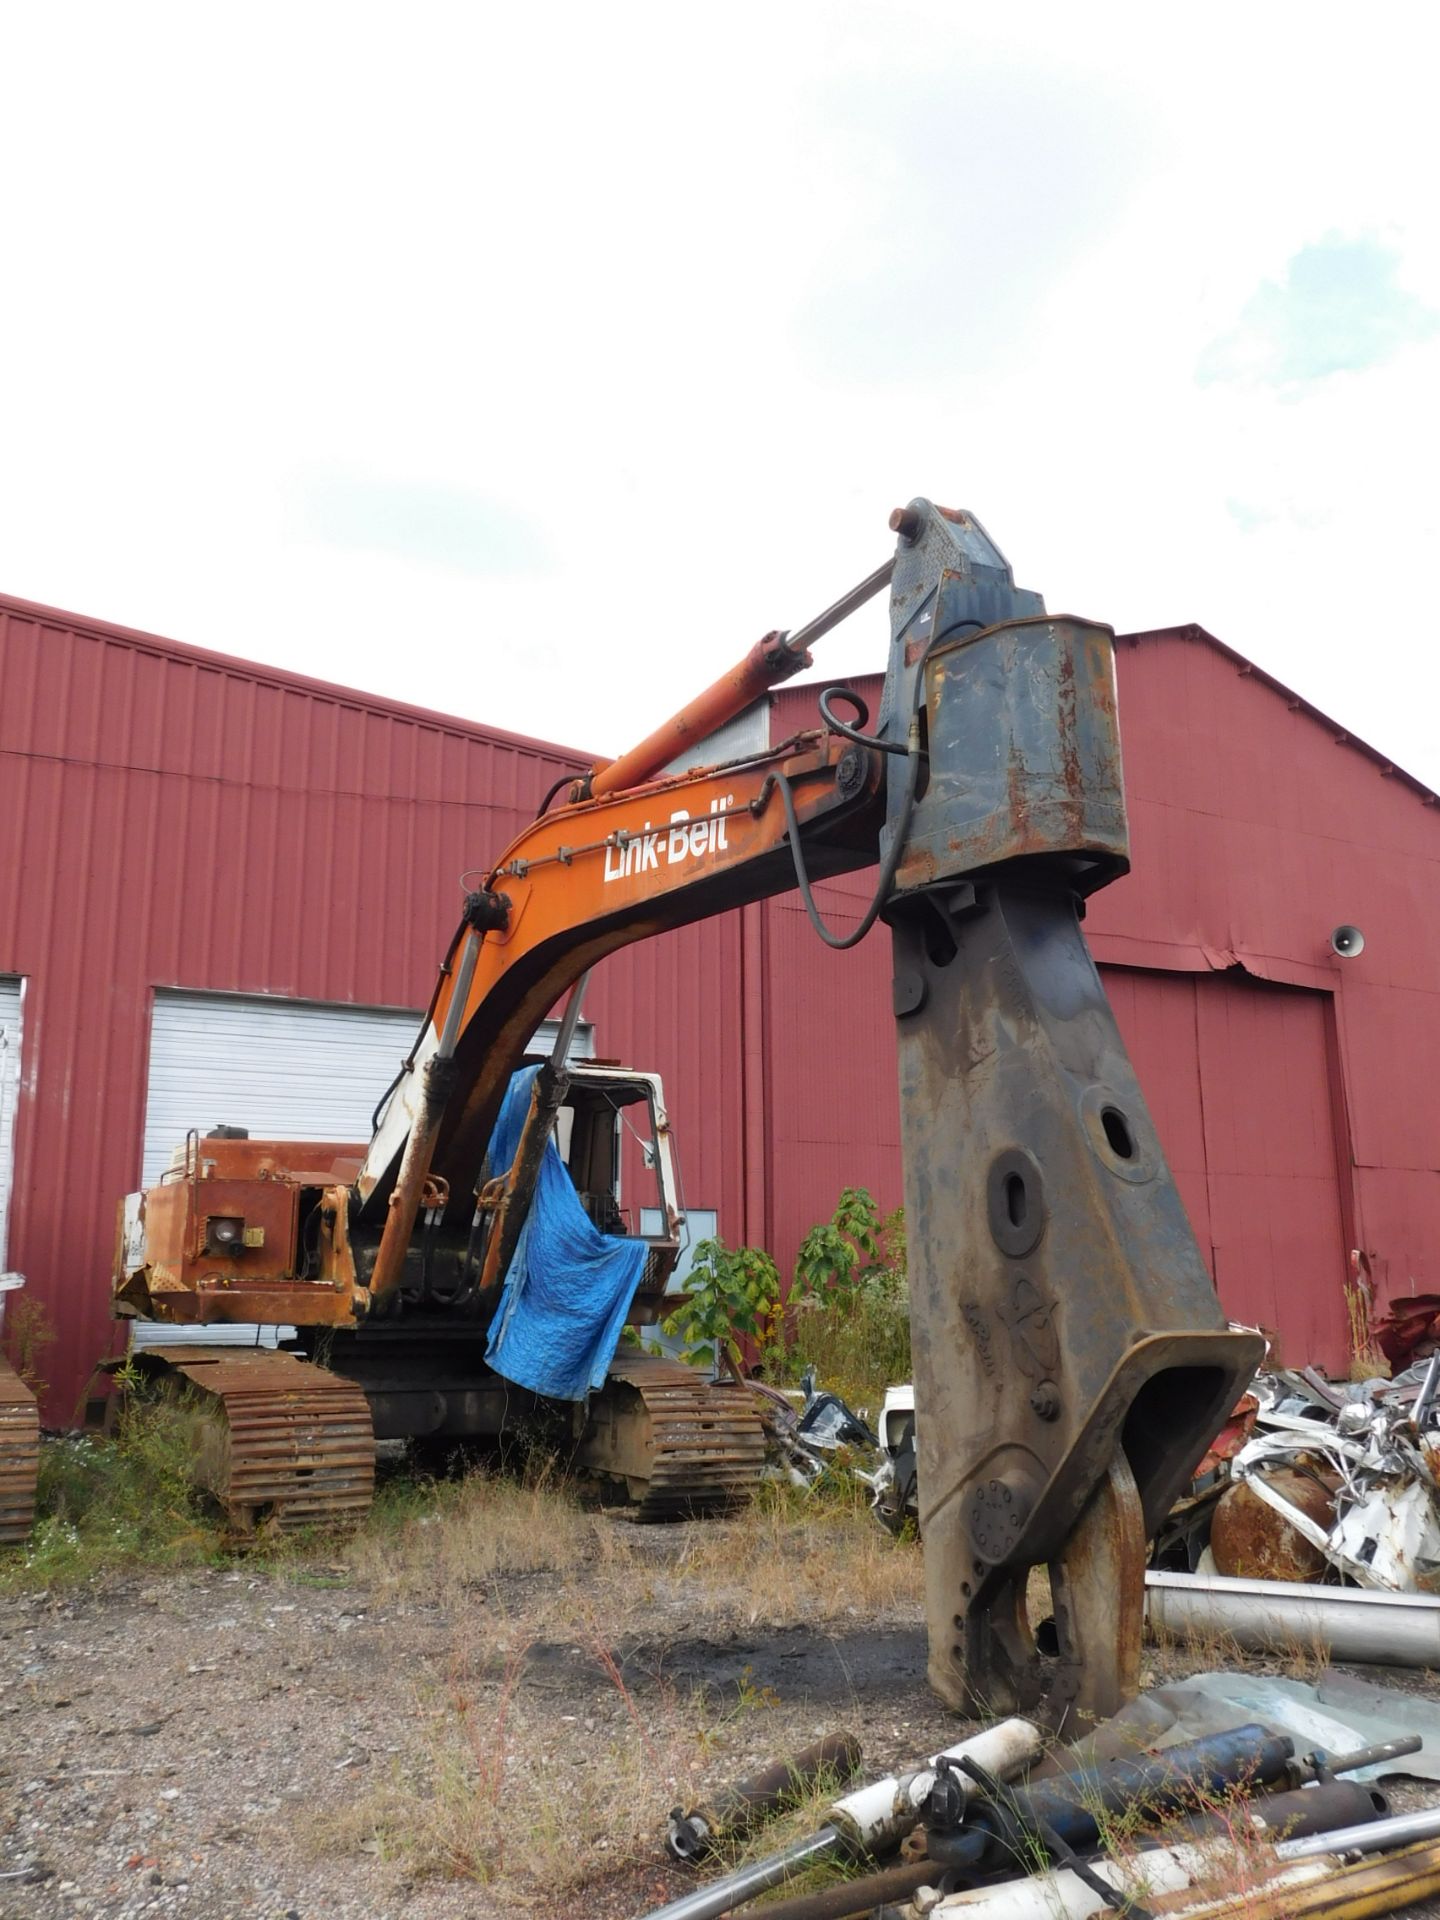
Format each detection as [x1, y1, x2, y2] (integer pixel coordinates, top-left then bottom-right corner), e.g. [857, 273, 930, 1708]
[778, 1194, 910, 1405]
[793, 1187, 882, 1304]
[663, 1237, 781, 1370]
[3, 1382, 218, 1589]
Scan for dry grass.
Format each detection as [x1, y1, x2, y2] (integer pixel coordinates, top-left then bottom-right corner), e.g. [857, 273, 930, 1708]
[311, 1619, 718, 1892]
[300, 1460, 924, 1896]
[341, 1454, 611, 1612]
[1345, 1278, 1389, 1381]
[1, 1401, 221, 1592]
[666, 1478, 923, 1628]
[341, 1459, 922, 1637]
[1146, 1607, 1331, 1684]
[1073, 1759, 1332, 1917]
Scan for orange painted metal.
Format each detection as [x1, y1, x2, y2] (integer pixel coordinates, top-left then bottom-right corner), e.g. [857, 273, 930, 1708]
[429, 733, 882, 1216]
[587, 631, 811, 797]
[114, 1136, 369, 1327]
[361, 726, 883, 1299]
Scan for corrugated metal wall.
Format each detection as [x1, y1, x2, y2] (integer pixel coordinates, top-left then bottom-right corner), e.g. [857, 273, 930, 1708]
[5, 590, 1439, 1410]
[1090, 628, 1440, 1359]
[765, 639, 1440, 1373]
[0, 979, 21, 1269]
[0, 594, 609, 1416]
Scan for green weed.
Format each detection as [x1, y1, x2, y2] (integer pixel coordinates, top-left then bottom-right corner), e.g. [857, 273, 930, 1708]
[770, 1195, 910, 1408]
[2, 1395, 220, 1590]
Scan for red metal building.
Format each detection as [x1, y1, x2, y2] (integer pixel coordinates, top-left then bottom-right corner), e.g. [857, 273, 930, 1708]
[2, 593, 1437, 1416]
[0, 593, 743, 1419]
[760, 633, 1440, 1373]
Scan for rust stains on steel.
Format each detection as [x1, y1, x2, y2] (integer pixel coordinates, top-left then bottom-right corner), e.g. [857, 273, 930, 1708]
[1211, 1467, 1339, 1582]
[129, 1347, 375, 1536]
[727, 1859, 939, 1920]
[668, 1732, 863, 1862]
[0, 1357, 39, 1546]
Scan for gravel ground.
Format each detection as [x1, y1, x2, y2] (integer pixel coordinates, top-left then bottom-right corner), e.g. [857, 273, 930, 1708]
[0, 1540, 957, 1920]
[4, 1531, 1440, 1919]
[0, 1570, 496, 1919]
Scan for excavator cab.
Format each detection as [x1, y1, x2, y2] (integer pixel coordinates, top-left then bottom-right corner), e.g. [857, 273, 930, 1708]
[517, 1060, 685, 1322]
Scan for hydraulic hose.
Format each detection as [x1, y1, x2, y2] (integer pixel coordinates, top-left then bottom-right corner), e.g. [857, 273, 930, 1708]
[769, 709, 921, 951]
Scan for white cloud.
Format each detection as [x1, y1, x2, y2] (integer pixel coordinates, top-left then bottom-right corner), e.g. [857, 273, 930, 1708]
[1, 0, 1437, 794]
[1199, 235, 1439, 387]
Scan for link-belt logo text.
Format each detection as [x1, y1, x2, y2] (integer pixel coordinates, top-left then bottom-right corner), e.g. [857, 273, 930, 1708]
[603, 798, 733, 883]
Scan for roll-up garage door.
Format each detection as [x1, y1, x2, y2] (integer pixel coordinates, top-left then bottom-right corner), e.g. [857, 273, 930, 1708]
[0, 979, 22, 1269]
[134, 988, 591, 1347]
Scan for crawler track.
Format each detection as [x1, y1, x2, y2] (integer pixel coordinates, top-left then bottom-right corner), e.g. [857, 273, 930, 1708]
[140, 1347, 375, 1536]
[0, 1356, 39, 1545]
[581, 1350, 767, 1520]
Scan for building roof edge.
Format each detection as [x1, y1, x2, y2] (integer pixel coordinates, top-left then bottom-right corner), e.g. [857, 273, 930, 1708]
[0, 588, 593, 766]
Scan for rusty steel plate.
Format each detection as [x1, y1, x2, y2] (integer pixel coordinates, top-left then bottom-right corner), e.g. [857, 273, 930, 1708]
[1211, 1468, 1337, 1582]
[144, 1347, 375, 1536]
[0, 1357, 40, 1546]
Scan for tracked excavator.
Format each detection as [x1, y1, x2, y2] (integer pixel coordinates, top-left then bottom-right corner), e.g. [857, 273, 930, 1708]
[106, 500, 1261, 1724]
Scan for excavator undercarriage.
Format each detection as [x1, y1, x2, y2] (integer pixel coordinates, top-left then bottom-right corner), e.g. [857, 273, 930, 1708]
[121, 1341, 764, 1536]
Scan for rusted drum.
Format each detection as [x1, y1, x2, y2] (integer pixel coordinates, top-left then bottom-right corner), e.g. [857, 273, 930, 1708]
[1212, 1468, 1337, 1581]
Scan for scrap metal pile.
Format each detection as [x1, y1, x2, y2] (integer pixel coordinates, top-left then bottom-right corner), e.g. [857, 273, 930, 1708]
[1159, 1350, 1440, 1592]
[768, 1340, 1440, 1598]
[642, 1687, 1440, 1920]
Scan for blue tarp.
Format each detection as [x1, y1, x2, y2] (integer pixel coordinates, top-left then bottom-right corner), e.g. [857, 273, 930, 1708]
[483, 1065, 649, 1400]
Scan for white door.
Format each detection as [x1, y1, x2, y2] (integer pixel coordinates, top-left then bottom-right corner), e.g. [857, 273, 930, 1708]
[0, 979, 22, 1272]
[134, 988, 591, 1347]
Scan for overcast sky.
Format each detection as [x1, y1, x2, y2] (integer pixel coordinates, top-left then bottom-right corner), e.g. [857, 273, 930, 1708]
[3, 3, 1437, 789]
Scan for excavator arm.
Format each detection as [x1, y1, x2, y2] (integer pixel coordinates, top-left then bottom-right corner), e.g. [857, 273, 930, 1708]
[354, 711, 888, 1265]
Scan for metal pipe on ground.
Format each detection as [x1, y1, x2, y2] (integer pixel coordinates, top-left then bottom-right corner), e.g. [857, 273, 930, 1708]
[744, 1758, 1413, 1920]
[1146, 1568, 1440, 1667]
[1293, 1736, 1422, 1781]
[641, 1831, 846, 1920]
[636, 1720, 1043, 1920]
[924, 1836, 1440, 1919]
[1201, 1840, 1440, 1920]
[926, 1725, 1295, 1873]
[732, 1859, 941, 1920]
[667, 1734, 863, 1863]
[829, 1719, 1043, 1855]
[1173, 1777, 1388, 1841]
[1275, 1802, 1440, 1860]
